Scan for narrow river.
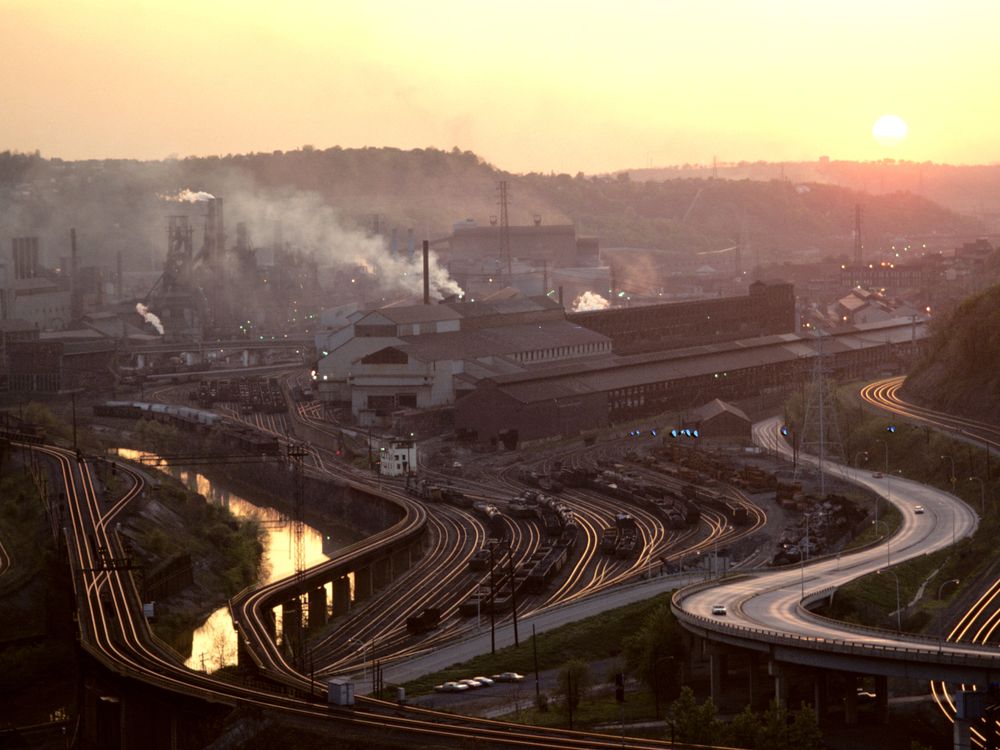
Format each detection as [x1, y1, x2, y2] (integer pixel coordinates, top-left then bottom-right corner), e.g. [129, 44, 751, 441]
[114, 448, 360, 672]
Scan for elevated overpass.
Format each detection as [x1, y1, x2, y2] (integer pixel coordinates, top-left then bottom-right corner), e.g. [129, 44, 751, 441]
[672, 417, 986, 714]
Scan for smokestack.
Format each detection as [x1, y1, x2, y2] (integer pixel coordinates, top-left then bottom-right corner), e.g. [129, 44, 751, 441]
[116, 251, 123, 301]
[407, 228, 415, 261]
[70, 228, 81, 321]
[390, 227, 398, 258]
[422, 240, 430, 305]
[558, 285, 564, 307]
[215, 197, 225, 258]
[204, 200, 216, 259]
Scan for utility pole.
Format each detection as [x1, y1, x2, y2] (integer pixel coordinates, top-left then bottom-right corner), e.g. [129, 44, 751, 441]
[497, 180, 511, 285]
[532, 624, 540, 702]
[488, 543, 497, 654]
[506, 541, 520, 647]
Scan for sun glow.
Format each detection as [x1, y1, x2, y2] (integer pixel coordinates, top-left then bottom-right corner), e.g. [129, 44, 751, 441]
[872, 115, 908, 147]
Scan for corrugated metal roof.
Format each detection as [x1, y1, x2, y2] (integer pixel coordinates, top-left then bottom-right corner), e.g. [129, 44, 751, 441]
[490, 318, 925, 404]
[397, 321, 610, 362]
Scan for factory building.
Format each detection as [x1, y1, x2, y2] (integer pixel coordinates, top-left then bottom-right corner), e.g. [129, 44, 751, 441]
[312, 295, 601, 416]
[455, 318, 925, 446]
[0, 238, 72, 330]
[683, 399, 752, 441]
[569, 280, 794, 354]
[445, 221, 596, 268]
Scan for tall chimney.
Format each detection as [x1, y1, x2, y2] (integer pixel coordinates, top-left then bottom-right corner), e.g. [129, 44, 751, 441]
[422, 240, 430, 305]
[116, 251, 123, 301]
[70, 228, 81, 320]
[558, 285, 564, 307]
[390, 227, 398, 258]
[204, 200, 217, 259]
[215, 197, 225, 258]
[407, 228, 415, 261]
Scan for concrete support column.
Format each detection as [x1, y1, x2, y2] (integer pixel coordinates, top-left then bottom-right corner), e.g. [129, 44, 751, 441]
[237, 636, 256, 672]
[392, 548, 411, 576]
[812, 670, 828, 720]
[242, 349, 249, 367]
[332, 576, 351, 616]
[372, 557, 392, 590]
[282, 598, 302, 650]
[708, 651, 727, 705]
[768, 660, 788, 707]
[264, 609, 276, 640]
[874, 674, 889, 725]
[183, 352, 194, 366]
[137, 353, 146, 369]
[747, 654, 764, 710]
[843, 677, 859, 726]
[308, 586, 328, 630]
[354, 567, 373, 602]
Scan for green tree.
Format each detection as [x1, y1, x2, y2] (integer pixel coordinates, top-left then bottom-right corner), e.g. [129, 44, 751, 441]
[556, 658, 591, 727]
[666, 686, 722, 745]
[622, 603, 683, 712]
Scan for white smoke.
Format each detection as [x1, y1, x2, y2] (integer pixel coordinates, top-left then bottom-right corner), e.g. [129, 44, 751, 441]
[157, 189, 216, 203]
[233, 190, 464, 299]
[572, 291, 610, 312]
[136, 302, 165, 335]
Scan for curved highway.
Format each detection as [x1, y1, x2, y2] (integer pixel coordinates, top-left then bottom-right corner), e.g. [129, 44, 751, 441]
[674, 416, 990, 684]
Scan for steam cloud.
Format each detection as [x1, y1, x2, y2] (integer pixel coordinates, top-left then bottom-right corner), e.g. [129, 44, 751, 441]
[136, 302, 165, 335]
[572, 291, 610, 312]
[239, 190, 463, 299]
[158, 189, 216, 203]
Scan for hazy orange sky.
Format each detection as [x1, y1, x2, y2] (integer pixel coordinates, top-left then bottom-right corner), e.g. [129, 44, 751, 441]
[2, 0, 998, 173]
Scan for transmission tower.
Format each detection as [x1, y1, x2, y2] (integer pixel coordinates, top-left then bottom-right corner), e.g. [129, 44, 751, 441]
[287, 442, 309, 579]
[795, 331, 846, 497]
[497, 180, 511, 284]
[853, 204, 863, 266]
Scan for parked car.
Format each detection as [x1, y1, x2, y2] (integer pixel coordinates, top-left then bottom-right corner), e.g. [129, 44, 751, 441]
[458, 678, 485, 689]
[471, 675, 494, 686]
[914, 505, 925, 514]
[491, 671, 525, 683]
[434, 681, 468, 693]
[711, 604, 727, 616]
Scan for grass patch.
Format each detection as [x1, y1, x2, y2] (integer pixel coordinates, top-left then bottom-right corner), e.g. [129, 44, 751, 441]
[513, 690, 664, 732]
[403, 593, 673, 696]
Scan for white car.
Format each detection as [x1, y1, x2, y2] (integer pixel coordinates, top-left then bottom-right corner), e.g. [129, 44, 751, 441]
[458, 678, 484, 689]
[711, 604, 727, 616]
[434, 681, 469, 693]
[914, 505, 925, 514]
[471, 675, 494, 686]
[491, 671, 525, 683]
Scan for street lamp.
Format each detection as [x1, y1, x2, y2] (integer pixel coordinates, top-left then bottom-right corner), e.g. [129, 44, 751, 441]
[875, 439, 891, 525]
[941, 455, 956, 489]
[969, 477, 985, 515]
[877, 568, 902, 632]
[872, 519, 891, 566]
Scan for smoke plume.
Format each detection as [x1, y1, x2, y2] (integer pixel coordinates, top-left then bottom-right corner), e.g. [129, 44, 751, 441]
[158, 189, 216, 203]
[234, 189, 463, 299]
[136, 302, 165, 334]
[572, 291, 610, 312]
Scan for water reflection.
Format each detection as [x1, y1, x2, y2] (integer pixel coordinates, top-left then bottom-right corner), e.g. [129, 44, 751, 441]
[114, 448, 357, 672]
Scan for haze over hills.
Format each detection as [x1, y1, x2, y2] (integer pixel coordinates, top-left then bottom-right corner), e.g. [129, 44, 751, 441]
[0, 148, 982, 273]
[902, 280, 1000, 424]
[626, 159, 1000, 224]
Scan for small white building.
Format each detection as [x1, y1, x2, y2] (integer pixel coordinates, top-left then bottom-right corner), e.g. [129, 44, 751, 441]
[380, 440, 417, 477]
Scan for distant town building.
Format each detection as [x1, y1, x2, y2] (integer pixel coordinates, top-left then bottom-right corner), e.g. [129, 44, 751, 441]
[380, 440, 417, 477]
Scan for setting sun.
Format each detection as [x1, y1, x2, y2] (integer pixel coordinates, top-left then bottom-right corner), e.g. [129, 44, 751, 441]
[872, 114, 909, 148]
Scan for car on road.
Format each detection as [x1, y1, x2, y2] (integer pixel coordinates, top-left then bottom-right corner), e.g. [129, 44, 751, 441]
[471, 676, 494, 686]
[491, 671, 525, 683]
[711, 604, 727, 616]
[872, 472, 884, 478]
[458, 678, 486, 689]
[434, 681, 468, 693]
[914, 505, 925, 514]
